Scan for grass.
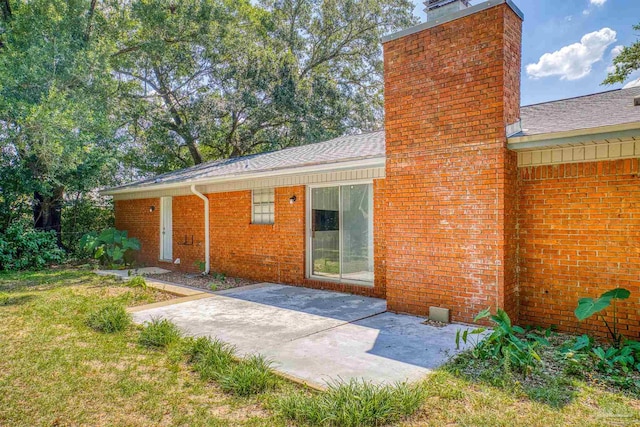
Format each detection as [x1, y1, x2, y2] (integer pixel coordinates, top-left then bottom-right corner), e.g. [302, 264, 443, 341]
[1, 267, 639, 426]
[139, 318, 182, 349]
[87, 304, 131, 333]
[275, 379, 425, 427]
[219, 355, 277, 396]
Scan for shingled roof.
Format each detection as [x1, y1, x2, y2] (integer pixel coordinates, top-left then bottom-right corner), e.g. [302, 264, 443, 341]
[518, 86, 640, 136]
[106, 131, 385, 193]
[103, 87, 640, 194]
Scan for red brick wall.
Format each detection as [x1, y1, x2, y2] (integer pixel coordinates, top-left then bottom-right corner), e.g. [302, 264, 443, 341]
[519, 159, 640, 338]
[113, 179, 387, 298]
[382, 4, 522, 322]
[114, 198, 160, 267]
[172, 195, 206, 273]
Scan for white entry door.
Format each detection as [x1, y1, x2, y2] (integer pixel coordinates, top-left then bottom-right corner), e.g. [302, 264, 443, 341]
[160, 197, 173, 261]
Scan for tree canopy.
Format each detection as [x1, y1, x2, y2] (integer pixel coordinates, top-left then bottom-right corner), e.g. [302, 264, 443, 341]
[0, 0, 416, 256]
[604, 23, 640, 86]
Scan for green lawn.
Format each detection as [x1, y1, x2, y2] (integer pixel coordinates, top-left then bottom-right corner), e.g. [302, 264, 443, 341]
[0, 268, 639, 426]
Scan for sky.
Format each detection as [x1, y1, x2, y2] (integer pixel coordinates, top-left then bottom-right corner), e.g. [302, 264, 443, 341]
[411, 0, 640, 105]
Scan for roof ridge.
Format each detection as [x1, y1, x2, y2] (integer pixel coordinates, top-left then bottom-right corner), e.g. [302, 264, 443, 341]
[521, 87, 635, 108]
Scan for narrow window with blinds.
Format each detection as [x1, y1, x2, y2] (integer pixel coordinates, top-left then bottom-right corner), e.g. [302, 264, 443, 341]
[252, 188, 275, 224]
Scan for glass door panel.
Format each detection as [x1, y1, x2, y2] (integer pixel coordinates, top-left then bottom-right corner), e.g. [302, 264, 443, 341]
[311, 187, 340, 278]
[341, 184, 373, 283]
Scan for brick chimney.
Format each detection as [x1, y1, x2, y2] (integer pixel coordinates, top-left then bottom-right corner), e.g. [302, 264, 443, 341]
[382, 1, 523, 323]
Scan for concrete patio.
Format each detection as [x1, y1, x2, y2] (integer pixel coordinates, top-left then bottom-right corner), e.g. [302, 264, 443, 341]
[131, 283, 479, 388]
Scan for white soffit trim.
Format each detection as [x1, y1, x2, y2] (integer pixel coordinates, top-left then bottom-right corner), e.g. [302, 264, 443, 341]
[101, 157, 386, 196]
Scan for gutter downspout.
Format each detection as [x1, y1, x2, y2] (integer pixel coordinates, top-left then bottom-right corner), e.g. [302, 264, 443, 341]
[190, 185, 210, 275]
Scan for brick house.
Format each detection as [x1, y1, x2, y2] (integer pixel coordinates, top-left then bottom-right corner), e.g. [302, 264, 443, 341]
[103, 0, 640, 337]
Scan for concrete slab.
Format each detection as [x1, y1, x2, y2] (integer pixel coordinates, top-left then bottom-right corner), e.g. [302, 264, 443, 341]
[131, 283, 478, 386]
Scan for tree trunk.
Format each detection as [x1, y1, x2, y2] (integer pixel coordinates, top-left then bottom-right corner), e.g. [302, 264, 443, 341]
[33, 186, 64, 248]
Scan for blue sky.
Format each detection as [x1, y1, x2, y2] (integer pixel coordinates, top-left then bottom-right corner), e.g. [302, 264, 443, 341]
[411, 0, 640, 105]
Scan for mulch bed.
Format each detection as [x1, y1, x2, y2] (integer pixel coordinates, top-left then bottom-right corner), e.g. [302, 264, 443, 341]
[146, 271, 258, 292]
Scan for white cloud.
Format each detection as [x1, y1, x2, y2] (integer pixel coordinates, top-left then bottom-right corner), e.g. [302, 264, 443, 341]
[590, 0, 607, 6]
[623, 78, 640, 88]
[607, 44, 624, 73]
[526, 28, 617, 80]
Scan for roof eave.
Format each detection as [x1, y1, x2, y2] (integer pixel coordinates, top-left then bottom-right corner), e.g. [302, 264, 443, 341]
[100, 156, 386, 196]
[507, 122, 640, 151]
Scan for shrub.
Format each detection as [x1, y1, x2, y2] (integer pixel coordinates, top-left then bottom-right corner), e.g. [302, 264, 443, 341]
[139, 318, 182, 349]
[80, 228, 141, 267]
[275, 379, 425, 427]
[87, 304, 131, 333]
[218, 355, 276, 396]
[0, 220, 65, 271]
[126, 276, 147, 289]
[456, 308, 550, 376]
[185, 337, 235, 381]
[574, 288, 631, 346]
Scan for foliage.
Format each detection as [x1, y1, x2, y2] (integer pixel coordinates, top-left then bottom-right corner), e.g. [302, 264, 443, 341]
[574, 288, 631, 346]
[456, 308, 550, 376]
[86, 304, 131, 333]
[212, 272, 226, 282]
[184, 336, 235, 381]
[0, 0, 124, 245]
[604, 23, 640, 85]
[275, 379, 425, 427]
[209, 283, 218, 291]
[125, 276, 147, 289]
[218, 355, 276, 396]
[80, 228, 141, 266]
[0, 220, 65, 270]
[138, 318, 182, 349]
[62, 196, 114, 255]
[110, 0, 417, 173]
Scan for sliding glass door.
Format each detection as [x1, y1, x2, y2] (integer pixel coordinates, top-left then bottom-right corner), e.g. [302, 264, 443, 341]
[309, 183, 373, 285]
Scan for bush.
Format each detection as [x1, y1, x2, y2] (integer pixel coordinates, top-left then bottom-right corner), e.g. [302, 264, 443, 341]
[126, 276, 147, 289]
[218, 355, 276, 396]
[138, 318, 182, 349]
[456, 308, 550, 376]
[87, 304, 131, 333]
[275, 379, 425, 427]
[0, 220, 65, 271]
[185, 337, 236, 381]
[80, 228, 140, 267]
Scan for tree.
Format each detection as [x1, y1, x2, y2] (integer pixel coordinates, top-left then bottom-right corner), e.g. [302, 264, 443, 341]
[0, 0, 121, 245]
[604, 23, 640, 85]
[111, 0, 416, 173]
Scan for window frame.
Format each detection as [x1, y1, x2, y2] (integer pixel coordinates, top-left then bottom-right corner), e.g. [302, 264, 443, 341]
[251, 188, 275, 225]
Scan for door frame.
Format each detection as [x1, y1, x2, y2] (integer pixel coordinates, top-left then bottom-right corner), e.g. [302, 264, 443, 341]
[159, 196, 173, 262]
[305, 180, 374, 287]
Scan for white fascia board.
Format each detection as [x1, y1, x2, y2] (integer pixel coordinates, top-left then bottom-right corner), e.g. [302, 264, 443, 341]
[507, 122, 640, 151]
[100, 156, 386, 196]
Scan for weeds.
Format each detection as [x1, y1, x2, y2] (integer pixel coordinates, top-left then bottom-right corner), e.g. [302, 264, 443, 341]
[219, 355, 276, 396]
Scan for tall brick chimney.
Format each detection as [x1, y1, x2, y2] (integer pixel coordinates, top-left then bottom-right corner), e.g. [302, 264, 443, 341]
[382, 1, 523, 323]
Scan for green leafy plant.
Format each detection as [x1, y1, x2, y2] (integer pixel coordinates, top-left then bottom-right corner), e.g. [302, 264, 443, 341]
[80, 228, 141, 267]
[275, 379, 425, 427]
[208, 283, 218, 291]
[218, 355, 276, 396]
[574, 288, 631, 346]
[126, 276, 147, 289]
[87, 304, 131, 333]
[0, 220, 65, 271]
[194, 260, 206, 273]
[456, 308, 549, 376]
[138, 318, 182, 349]
[212, 272, 226, 282]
